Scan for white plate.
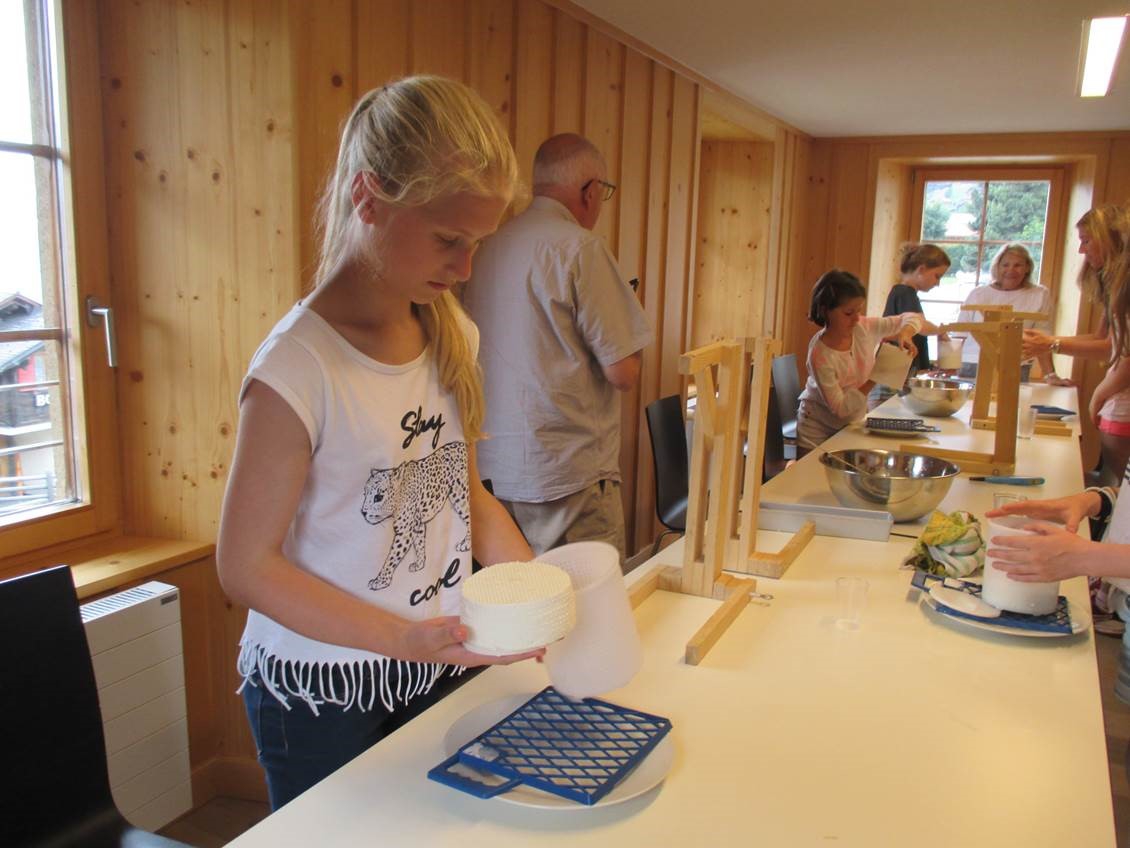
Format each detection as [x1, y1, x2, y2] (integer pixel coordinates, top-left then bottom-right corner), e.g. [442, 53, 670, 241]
[928, 584, 1001, 618]
[442, 693, 674, 809]
[922, 593, 1089, 638]
[1035, 412, 1073, 421]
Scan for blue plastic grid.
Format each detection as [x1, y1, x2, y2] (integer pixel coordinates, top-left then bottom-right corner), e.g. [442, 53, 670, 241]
[428, 687, 672, 806]
[911, 570, 1073, 634]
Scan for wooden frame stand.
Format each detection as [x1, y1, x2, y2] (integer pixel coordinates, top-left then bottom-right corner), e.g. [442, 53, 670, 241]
[631, 337, 813, 665]
[905, 308, 1029, 475]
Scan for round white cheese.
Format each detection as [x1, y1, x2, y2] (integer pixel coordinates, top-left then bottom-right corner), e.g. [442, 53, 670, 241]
[461, 561, 576, 655]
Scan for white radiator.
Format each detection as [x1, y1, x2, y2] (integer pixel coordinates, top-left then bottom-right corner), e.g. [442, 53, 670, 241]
[81, 581, 193, 832]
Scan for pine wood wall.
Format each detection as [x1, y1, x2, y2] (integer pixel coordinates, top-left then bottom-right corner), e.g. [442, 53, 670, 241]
[98, 0, 721, 554]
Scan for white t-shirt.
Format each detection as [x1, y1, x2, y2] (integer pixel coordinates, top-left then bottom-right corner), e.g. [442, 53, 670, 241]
[957, 284, 1052, 364]
[236, 303, 476, 713]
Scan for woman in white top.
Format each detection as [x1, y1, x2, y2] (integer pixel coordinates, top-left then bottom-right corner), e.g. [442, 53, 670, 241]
[955, 243, 1067, 384]
[796, 269, 922, 453]
[216, 77, 540, 810]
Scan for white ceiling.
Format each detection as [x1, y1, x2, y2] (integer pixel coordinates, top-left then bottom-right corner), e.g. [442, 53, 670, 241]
[574, 0, 1130, 137]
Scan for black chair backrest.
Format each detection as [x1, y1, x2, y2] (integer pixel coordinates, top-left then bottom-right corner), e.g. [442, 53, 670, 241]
[0, 566, 117, 845]
[771, 353, 801, 429]
[644, 395, 689, 531]
[763, 383, 787, 481]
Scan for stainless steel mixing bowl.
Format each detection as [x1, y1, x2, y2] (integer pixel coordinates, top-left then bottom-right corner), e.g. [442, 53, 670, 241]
[819, 448, 960, 521]
[903, 377, 975, 417]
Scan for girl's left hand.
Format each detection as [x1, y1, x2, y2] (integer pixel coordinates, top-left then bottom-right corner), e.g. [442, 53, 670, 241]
[986, 522, 1095, 582]
[897, 327, 918, 358]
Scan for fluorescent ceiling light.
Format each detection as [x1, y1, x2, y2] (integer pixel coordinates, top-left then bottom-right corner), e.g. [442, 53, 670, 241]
[1079, 16, 1127, 97]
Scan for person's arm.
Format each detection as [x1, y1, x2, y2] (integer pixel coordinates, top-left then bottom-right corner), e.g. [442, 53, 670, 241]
[1024, 312, 1111, 361]
[217, 380, 539, 666]
[875, 313, 922, 357]
[467, 441, 535, 565]
[602, 350, 642, 391]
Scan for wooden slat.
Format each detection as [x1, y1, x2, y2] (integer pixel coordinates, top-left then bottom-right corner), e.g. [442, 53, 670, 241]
[551, 9, 584, 132]
[357, 0, 409, 89]
[410, 0, 467, 80]
[684, 577, 753, 666]
[513, 0, 554, 202]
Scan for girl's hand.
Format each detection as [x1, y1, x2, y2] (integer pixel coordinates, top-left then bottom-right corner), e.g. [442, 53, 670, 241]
[984, 492, 1101, 533]
[399, 616, 545, 667]
[1044, 373, 1074, 387]
[897, 326, 918, 358]
[1022, 329, 1052, 358]
[986, 523, 1097, 582]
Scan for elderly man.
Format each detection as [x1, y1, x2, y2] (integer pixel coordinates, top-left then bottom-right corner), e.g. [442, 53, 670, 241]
[463, 133, 653, 559]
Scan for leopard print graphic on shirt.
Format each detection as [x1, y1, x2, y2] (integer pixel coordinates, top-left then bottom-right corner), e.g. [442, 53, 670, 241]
[362, 441, 470, 591]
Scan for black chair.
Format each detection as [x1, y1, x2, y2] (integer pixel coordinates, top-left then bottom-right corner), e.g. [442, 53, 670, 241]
[644, 395, 690, 555]
[0, 566, 192, 848]
[771, 353, 801, 458]
[762, 385, 789, 482]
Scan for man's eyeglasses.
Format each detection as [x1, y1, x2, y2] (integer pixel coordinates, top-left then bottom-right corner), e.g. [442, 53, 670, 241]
[582, 178, 617, 201]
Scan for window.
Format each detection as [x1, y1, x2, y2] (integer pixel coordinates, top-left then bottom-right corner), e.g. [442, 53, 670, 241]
[911, 168, 1065, 331]
[1, 1, 119, 559]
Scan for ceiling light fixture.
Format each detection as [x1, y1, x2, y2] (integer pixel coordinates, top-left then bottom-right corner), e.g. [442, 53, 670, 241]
[1079, 16, 1127, 97]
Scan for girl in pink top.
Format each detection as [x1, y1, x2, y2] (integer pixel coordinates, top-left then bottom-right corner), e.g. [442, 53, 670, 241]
[797, 270, 923, 453]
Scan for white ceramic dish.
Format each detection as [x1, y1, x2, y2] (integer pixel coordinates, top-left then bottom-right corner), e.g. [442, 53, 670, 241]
[921, 593, 1089, 638]
[442, 694, 674, 809]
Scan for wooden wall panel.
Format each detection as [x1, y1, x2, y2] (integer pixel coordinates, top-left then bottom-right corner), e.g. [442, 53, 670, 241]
[551, 10, 585, 133]
[691, 140, 773, 347]
[357, 0, 409, 89]
[295, 0, 354, 292]
[513, 1, 554, 197]
[99, 0, 744, 563]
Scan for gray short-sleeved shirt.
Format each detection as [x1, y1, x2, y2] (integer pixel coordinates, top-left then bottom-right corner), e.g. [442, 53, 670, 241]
[463, 197, 653, 502]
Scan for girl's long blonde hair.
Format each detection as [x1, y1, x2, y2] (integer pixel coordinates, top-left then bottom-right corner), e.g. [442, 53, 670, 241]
[312, 76, 519, 441]
[1078, 204, 1130, 358]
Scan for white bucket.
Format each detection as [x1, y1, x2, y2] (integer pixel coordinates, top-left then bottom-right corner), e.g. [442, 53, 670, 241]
[981, 515, 1060, 615]
[538, 541, 643, 699]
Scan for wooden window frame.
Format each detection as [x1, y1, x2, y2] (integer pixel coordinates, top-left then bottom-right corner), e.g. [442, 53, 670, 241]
[0, 1, 121, 563]
[909, 166, 1067, 319]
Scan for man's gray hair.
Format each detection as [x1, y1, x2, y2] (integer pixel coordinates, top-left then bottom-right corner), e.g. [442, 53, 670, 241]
[532, 133, 604, 191]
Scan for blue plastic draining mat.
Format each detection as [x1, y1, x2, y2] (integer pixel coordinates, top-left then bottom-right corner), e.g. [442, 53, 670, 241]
[428, 686, 673, 805]
[911, 570, 1073, 634]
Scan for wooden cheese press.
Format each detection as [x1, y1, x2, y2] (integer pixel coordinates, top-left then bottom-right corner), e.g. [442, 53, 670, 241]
[630, 337, 814, 665]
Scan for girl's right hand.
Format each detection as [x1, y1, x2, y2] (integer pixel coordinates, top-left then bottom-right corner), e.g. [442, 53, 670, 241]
[984, 491, 1102, 534]
[399, 616, 545, 667]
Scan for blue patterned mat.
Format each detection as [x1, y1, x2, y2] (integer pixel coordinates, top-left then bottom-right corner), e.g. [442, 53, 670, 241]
[911, 570, 1073, 634]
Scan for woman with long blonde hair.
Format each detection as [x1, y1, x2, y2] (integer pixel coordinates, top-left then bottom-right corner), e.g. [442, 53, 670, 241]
[216, 76, 538, 809]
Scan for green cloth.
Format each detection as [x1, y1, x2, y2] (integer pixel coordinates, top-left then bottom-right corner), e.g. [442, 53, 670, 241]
[903, 510, 985, 577]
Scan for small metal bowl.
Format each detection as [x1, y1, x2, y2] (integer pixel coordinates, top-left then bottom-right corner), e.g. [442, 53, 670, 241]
[903, 377, 975, 417]
[820, 448, 960, 522]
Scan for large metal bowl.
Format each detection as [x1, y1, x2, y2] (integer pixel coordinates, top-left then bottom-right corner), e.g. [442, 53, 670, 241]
[820, 448, 960, 521]
[903, 377, 975, 417]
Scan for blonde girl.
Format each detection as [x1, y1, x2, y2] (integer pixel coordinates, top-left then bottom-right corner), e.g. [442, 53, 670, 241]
[216, 76, 538, 810]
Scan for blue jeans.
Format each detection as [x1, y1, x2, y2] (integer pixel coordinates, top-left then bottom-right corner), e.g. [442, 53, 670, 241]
[242, 664, 475, 810]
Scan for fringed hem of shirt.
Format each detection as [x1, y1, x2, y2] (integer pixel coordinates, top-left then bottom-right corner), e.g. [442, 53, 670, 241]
[236, 642, 466, 716]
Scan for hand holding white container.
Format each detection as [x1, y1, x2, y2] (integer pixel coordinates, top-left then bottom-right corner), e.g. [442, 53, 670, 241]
[981, 514, 1060, 615]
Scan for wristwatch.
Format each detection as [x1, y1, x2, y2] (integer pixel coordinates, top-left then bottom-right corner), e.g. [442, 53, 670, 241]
[1050, 338, 1061, 354]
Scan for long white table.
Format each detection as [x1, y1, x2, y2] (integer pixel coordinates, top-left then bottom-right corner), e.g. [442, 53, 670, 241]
[229, 386, 1115, 847]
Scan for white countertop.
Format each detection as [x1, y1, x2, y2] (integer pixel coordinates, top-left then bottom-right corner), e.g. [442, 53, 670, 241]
[229, 386, 1114, 847]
